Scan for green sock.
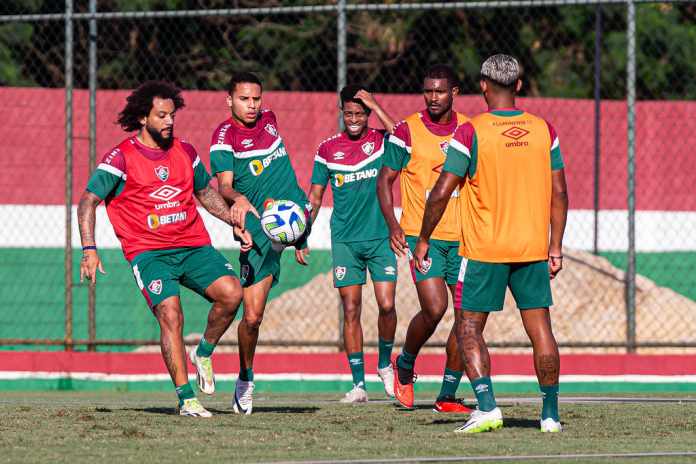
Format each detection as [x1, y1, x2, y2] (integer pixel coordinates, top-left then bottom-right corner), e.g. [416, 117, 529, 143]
[540, 384, 560, 421]
[239, 368, 254, 382]
[196, 338, 216, 358]
[397, 350, 416, 371]
[437, 368, 463, 401]
[347, 352, 365, 389]
[471, 376, 497, 412]
[175, 382, 195, 406]
[377, 338, 394, 369]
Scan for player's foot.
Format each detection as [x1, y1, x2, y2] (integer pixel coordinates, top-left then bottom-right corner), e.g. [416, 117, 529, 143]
[454, 407, 503, 433]
[433, 397, 474, 414]
[540, 417, 563, 433]
[340, 385, 368, 403]
[393, 358, 416, 409]
[377, 365, 395, 398]
[189, 349, 215, 395]
[233, 379, 255, 415]
[177, 398, 212, 418]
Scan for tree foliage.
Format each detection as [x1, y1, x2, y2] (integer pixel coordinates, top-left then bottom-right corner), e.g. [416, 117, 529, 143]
[1, 0, 694, 99]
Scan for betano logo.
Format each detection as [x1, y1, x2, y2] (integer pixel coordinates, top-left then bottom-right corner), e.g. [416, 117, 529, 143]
[501, 126, 530, 147]
[147, 211, 187, 230]
[249, 146, 288, 176]
[333, 168, 378, 187]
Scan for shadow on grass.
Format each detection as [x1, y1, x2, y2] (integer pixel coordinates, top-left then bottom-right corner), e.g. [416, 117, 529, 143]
[427, 417, 543, 429]
[122, 406, 320, 416]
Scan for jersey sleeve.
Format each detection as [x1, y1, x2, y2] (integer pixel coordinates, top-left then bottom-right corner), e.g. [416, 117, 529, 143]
[181, 140, 212, 191]
[444, 123, 474, 178]
[311, 146, 330, 187]
[209, 124, 235, 175]
[546, 121, 565, 171]
[383, 121, 412, 171]
[86, 149, 126, 199]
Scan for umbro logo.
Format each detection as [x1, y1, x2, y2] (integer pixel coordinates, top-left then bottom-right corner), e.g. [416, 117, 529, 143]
[474, 384, 489, 394]
[241, 138, 254, 148]
[149, 185, 182, 201]
[333, 151, 345, 160]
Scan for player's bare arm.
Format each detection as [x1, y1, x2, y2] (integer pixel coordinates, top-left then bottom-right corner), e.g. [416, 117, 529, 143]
[355, 89, 395, 133]
[295, 184, 325, 266]
[77, 190, 106, 284]
[549, 168, 568, 279]
[216, 170, 259, 230]
[195, 185, 253, 252]
[377, 166, 408, 257]
[413, 171, 461, 273]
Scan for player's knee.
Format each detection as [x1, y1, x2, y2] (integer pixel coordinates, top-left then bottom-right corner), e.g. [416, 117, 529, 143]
[343, 303, 361, 324]
[377, 301, 395, 315]
[243, 312, 264, 329]
[156, 306, 183, 331]
[217, 286, 243, 313]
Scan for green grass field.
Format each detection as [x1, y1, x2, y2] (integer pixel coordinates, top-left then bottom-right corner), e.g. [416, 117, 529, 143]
[1, 392, 695, 463]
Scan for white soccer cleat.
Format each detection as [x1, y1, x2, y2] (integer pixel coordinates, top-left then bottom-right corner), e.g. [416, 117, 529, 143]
[377, 365, 395, 398]
[454, 407, 503, 433]
[233, 379, 255, 415]
[340, 385, 368, 403]
[177, 398, 212, 418]
[189, 349, 215, 395]
[540, 417, 563, 433]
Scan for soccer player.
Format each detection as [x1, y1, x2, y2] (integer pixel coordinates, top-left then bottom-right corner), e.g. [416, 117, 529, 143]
[308, 85, 397, 403]
[77, 81, 251, 418]
[377, 64, 471, 413]
[210, 72, 311, 415]
[414, 54, 568, 433]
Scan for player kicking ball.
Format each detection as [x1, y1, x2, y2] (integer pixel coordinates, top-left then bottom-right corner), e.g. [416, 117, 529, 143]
[377, 64, 471, 413]
[209, 72, 311, 414]
[307, 85, 397, 403]
[77, 81, 251, 417]
[414, 54, 568, 433]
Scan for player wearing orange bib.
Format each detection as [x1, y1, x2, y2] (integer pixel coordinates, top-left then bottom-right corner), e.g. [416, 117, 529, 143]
[414, 55, 568, 433]
[377, 65, 471, 413]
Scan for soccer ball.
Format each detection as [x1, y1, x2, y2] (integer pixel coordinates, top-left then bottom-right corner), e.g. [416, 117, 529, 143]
[260, 199, 307, 245]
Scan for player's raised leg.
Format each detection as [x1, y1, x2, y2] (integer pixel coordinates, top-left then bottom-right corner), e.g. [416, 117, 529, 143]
[234, 274, 274, 414]
[393, 277, 448, 408]
[189, 274, 243, 395]
[339, 285, 368, 403]
[520, 307, 561, 432]
[154, 296, 212, 418]
[373, 280, 396, 398]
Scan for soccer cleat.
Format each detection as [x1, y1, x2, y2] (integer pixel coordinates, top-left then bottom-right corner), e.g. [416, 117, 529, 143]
[377, 365, 395, 398]
[540, 417, 563, 433]
[177, 398, 212, 418]
[233, 378, 255, 415]
[433, 397, 474, 414]
[189, 349, 215, 395]
[454, 407, 503, 433]
[340, 385, 368, 403]
[393, 359, 416, 409]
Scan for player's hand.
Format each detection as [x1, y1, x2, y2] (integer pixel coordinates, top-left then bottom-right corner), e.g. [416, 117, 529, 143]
[295, 247, 310, 266]
[413, 238, 432, 274]
[234, 226, 253, 252]
[230, 195, 260, 230]
[355, 89, 378, 110]
[548, 254, 563, 279]
[79, 250, 105, 284]
[388, 224, 408, 257]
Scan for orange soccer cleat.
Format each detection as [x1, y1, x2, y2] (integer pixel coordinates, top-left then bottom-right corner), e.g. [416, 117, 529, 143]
[433, 398, 474, 414]
[393, 358, 416, 409]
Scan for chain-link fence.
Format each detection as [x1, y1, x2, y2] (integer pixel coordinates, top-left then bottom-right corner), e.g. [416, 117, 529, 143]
[1, 0, 694, 352]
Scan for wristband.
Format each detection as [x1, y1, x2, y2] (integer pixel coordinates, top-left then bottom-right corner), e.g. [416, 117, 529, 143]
[82, 245, 97, 252]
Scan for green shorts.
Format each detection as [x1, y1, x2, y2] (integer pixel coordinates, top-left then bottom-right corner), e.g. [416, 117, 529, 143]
[239, 214, 282, 288]
[455, 259, 553, 312]
[332, 237, 397, 288]
[405, 235, 462, 285]
[130, 246, 237, 309]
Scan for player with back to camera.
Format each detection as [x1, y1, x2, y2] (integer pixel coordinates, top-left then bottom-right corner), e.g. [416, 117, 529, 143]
[414, 54, 568, 433]
[308, 85, 397, 403]
[377, 64, 472, 413]
[209, 72, 311, 415]
[77, 80, 252, 418]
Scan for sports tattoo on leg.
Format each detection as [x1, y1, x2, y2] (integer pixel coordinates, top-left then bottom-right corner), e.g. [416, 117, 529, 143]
[537, 353, 560, 385]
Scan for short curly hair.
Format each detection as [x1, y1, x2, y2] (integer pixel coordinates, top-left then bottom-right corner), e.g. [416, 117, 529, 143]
[117, 81, 185, 132]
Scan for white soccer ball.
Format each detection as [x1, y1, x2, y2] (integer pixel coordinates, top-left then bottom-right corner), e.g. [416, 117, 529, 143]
[260, 199, 307, 245]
